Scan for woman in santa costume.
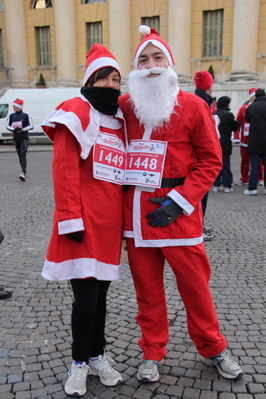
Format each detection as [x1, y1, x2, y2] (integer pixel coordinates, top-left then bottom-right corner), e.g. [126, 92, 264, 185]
[42, 44, 126, 396]
[119, 26, 243, 383]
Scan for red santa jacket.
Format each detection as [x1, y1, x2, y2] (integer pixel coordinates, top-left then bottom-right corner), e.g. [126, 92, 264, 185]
[119, 90, 222, 247]
[236, 102, 250, 147]
[41, 95, 126, 281]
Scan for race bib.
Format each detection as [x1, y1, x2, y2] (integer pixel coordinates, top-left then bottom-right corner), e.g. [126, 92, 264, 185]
[243, 123, 250, 136]
[12, 121, 22, 129]
[93, 131, 126, 185]
[123, 139, 168, 188]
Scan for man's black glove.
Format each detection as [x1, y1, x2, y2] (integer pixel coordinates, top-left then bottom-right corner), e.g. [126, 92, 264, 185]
[146, 197, 183, 227]
[13, 127, 22, 133]
[66, 231, 83, 243]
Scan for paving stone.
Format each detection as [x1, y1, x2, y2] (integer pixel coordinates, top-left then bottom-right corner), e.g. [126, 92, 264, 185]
[0, 146, 265, 399]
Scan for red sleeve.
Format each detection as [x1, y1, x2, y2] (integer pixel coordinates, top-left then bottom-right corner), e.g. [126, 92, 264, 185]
[52, 125, 83, 225]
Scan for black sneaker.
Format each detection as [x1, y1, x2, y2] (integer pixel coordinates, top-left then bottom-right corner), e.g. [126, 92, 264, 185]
[0, 288, 12, 300]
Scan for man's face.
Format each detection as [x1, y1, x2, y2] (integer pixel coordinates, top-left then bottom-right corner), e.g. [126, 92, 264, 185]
[137, 43, 169, 75]
[13, 106, 21, 112]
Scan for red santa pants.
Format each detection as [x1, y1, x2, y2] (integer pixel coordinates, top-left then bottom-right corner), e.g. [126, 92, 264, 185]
[126, 239, 227, 361]
[240, 145, 264, 182]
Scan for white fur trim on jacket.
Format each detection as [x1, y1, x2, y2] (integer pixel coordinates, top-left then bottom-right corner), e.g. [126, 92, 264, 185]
[42, 257, 121, 281]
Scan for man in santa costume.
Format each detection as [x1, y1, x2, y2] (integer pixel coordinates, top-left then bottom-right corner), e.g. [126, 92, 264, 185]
[235, 88, 264, 186]
[119, 26, 243, 383]
[42, 44, 125, 396]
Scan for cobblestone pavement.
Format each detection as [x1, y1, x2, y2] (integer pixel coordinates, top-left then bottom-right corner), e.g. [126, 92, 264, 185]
[0, 143, 265, 399]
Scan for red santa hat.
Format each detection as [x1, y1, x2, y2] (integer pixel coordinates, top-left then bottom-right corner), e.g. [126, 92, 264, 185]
[194, 71, 213, 91]
[249, 88, 257, 98]
[83, 43, 121, 86]
[133, 25, 175, 69]
[12, 98, 24, 109]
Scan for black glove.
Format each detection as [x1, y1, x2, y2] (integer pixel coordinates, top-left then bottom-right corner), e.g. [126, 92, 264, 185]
[66, 231, 83, 243]
[13, 127, 22, 133]
[146, 197, 183, 227]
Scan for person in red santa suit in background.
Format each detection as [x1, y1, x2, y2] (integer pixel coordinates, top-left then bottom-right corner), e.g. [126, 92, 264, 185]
[194, 70, 220, 241]
[235, 88, 264, 186]
[119, 25, 243, 383]
[41, 44, 125, 397]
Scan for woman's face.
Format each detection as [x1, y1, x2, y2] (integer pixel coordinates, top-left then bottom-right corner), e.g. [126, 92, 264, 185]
[92, 70, 120, 90]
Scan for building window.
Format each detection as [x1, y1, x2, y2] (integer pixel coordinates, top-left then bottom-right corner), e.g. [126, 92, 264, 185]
[33, 0, 52, 9]
[87, 22, 103, 51]
[142, 16, 160, 34]
[203, 10, 223, 57]
[36, 26, 51, 65]
[0, 30, 3, 66]
[0, 1, 4, 12]
[84, 1, 106, 3]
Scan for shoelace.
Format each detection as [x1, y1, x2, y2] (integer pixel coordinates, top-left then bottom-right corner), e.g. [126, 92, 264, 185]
[98, 355, 115, 377]
[70, 363, 90, 381]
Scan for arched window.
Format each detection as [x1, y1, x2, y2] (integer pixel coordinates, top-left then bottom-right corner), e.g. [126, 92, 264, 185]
[33, 0, 52, 9]
[0, 1, 4, 12]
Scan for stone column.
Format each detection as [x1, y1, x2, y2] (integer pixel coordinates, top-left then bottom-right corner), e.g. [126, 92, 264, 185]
[109, 0, 131, 81]
[168, 0, 192, 83]
[4, 0, 29, 87]
[229, 0, 260, 81]
[54, 0, 79, 86]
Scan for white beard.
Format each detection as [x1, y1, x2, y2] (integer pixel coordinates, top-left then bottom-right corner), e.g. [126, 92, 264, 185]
[127, 67, 179, 129]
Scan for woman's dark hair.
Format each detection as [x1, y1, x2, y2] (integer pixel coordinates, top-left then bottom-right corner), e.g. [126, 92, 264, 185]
[86, 67, 119, 87]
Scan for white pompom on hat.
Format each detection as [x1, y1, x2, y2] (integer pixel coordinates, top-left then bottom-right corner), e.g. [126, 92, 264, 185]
[134, 25, 175, 69]
[12, 98, 24, 109]
[83, 43, 121, 86]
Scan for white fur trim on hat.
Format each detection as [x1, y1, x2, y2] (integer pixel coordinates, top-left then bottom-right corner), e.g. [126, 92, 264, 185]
[134, 39, 174, 69]
[83, 57, 121, 86]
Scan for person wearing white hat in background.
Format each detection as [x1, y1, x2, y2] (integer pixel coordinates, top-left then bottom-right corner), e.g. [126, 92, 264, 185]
[235, 88, 264, 186]
[119, 25, 243, 383]
[41, 43, 125, 396]
[6, 98, 34, 181]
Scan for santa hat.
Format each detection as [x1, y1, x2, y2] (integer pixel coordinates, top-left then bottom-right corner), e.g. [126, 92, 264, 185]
[12, 98, 24, 109]
[133, 25, 175, 69]
[83, 43, 121, 86]
[249, 88, 257, 98]
[194, 71, 213, 91]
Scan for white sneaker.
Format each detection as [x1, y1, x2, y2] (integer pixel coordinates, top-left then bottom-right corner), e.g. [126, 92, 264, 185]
[89, 354, 122, 386]
[224, 187, 233, 193]
[258, 180, 264, 186]
[212, 186, 223, 192]
[200, 350, 243, 379]
[137, 359, 163, 382]
[64, 361, 90, 396]
[243, 189, 257, 195]
[19, 173, 26, 182]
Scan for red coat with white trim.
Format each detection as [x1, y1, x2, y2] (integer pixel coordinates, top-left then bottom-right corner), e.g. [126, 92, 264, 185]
[41, 95, 126, 281]
[236, 102, 250, 147]
[119, 90, 222, 247]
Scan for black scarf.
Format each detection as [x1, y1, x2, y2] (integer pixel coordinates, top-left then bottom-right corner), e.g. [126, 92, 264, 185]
[80, 86, 120, 115]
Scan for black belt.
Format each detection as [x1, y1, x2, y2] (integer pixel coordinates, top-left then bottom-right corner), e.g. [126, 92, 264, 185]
[161, 177, 185, 188]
